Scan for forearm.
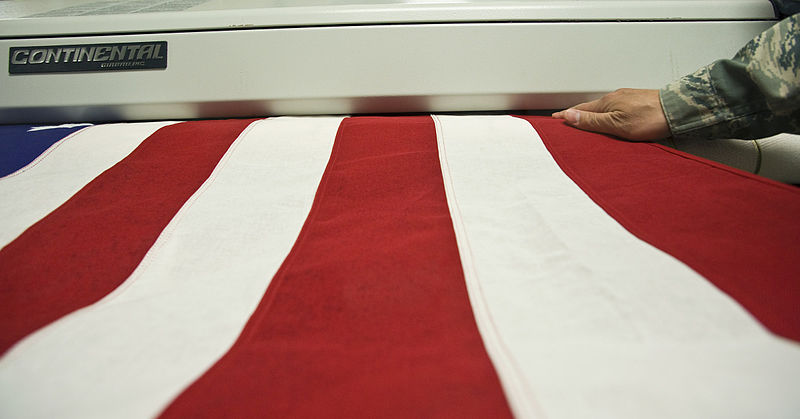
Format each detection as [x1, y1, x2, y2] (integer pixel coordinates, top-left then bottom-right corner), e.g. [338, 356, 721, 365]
[660, 13, 800, 140]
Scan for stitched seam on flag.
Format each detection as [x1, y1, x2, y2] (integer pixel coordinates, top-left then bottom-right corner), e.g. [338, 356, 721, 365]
[93, 119, 265, 303]
[523, 119, 777, 334]
[0, 118, 267, 419]
[529, 118, 800, 342]
[642, 141, 800, 335]
[647, 143, 800, 193]
[149, 117, 352, 418]
[235, 117, 348, 343]
[0, 125, 93, 180]
[432, 115, 547, 419]
[527, 119, 679, 247]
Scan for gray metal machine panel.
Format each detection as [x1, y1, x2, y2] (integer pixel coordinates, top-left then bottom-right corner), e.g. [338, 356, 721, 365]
[0, 0, 778, 123]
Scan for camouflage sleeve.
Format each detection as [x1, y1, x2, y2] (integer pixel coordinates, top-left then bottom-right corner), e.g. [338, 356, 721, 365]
[659, 13, 799, 140]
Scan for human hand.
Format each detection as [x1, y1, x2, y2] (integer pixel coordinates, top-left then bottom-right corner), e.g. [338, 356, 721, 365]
[552, 88, 671, 141]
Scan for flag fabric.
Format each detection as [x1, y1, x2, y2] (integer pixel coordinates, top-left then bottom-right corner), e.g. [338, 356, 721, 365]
[0, 123, 91, 177]
[1, 115, 799, 419]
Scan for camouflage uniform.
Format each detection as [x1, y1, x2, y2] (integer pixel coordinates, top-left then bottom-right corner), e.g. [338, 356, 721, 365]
[659, 13, 799, 140]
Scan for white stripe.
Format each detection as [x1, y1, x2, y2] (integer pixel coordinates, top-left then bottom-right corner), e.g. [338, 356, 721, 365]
[434, 115, 800, 419]
[27, 123, 93, 132]
[0, 122, 175, 249]
[433, 115, 544, 419]
[0, 117, 344, 419]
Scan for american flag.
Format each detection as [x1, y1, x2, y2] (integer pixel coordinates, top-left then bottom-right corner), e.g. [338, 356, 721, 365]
[1, 115, 799, 418]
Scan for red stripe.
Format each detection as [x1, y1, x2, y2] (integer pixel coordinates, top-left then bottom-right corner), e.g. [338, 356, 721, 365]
[160, 117, 513, 418]
[519, 116, 800, 341]
[0, 119, 255, 355]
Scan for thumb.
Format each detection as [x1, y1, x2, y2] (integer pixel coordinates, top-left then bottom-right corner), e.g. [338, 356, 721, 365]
[563, 109, 618, 136]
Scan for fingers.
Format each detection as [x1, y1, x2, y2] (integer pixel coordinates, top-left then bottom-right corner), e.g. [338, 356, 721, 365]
[563, 110, 621, 138]
[552, 89, 669, 141]
[551, 98, 604, 119]
[552, 106, 618, 136]
[551, 108, 575, 121]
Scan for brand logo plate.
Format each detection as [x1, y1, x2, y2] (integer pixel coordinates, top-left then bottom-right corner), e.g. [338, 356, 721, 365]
[9, 41, 167, 74]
